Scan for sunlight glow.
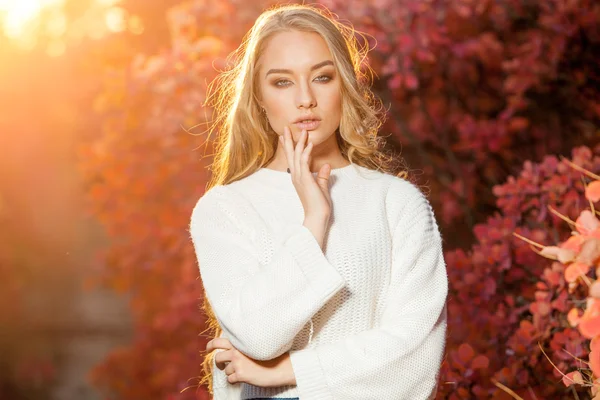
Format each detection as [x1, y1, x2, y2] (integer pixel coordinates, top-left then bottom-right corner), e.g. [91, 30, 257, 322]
[0, 0, 128, 54]
[0, 0, 63, 38]
[105, 6, 127, 33]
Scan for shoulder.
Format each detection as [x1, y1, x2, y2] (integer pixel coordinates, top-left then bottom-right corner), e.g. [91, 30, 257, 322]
[191, 185, 230, 216]
[190, 184, 244, 228]
[384, 175, 430, 213]
[383, 175, 439, 233]
[190, 184, 265, 237]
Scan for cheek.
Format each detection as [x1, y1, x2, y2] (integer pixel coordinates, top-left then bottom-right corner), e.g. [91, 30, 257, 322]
[319, 87, 342, 118]
[262, 89, 288, 120]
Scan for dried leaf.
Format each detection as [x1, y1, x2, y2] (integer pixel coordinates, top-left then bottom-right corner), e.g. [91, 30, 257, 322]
[577, 210, 600, 235]
[541, 246, 576, 263]
[578, 238, 600, 266]
[565, 262, 590, 283]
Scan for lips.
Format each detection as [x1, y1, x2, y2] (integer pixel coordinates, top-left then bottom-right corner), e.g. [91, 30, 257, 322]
[295, 119, 321, 130]
[294, 115, 321, 131]
[293, 115, 321, 124]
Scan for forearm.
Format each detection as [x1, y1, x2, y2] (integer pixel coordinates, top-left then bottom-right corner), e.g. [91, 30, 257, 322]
[265, 351, 297, 387]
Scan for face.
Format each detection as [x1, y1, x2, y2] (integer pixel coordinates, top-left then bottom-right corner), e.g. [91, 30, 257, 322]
[257, 30, 342, 147]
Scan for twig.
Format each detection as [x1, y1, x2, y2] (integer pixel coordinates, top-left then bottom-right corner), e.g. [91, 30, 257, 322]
[560, 156, 600, 180]
[491, 378, 525, 400]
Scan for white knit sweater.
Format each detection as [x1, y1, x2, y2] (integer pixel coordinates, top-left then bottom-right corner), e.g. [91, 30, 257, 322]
[189, 163, 448, 400]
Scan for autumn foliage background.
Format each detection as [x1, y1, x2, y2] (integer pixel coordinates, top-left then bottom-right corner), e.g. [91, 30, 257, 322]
[2, 0, 600, 399]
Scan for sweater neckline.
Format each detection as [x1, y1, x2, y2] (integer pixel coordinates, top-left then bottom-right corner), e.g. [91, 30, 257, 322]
[252, 162, 359, 187]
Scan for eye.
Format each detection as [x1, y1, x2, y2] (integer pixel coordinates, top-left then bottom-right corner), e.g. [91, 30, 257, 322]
[274, 79, 291, 87]
[273, 75, 333, 87]
[315, 75, 332, 82]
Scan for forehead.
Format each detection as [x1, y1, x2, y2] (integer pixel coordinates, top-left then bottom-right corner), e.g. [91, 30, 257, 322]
[258, 30, 333, 72]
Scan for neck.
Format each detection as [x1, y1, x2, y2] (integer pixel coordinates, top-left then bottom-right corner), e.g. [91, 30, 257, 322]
[266, 132, 349, 173]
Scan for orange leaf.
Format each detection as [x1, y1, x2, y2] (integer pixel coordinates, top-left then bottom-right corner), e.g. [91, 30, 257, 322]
[560, 235, 585, 253]
[587, 181, 600, 202]
[563, 370, 584, 387]
[579, 299, 600, 339]
[565, 262, 590, 283]
[592, 350, 600, 378]
[568, 308, 582, 327]
[591, 335, 600, 353]
[592, 281, 600, 299]
[577, 210, 600, 235]
[578, 238, 600, 266]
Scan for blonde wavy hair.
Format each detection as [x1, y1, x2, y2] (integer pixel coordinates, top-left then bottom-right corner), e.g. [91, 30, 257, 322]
[197, 3, 406, 395]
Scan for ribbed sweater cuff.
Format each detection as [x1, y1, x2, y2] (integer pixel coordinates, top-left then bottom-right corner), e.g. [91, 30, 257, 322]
[289, 347, 332, 399]
[285, 225, 345, 298]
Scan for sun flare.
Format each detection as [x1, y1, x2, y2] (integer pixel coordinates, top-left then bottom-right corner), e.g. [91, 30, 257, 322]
[0, 0, 132, 54]
[0, 0, 64, 38]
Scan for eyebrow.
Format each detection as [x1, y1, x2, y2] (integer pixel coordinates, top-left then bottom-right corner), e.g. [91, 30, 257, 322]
[265, 60, 334, 78]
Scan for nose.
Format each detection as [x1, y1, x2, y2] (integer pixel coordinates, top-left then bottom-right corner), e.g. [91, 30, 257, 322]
[296, 81, 316, 109]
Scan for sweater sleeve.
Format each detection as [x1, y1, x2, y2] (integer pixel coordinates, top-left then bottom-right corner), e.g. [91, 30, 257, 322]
[288, 187, 448, 400]
[189, 185, 346, 361]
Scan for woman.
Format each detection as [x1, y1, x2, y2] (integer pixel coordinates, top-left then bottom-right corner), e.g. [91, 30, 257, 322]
[189, 4, 448, 400]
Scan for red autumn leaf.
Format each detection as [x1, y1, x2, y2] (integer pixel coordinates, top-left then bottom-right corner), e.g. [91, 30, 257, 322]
[471, 354, 490, 370]
[543, 268, 562, 286]
[457, 342, 475, 364]
[404, 73, 419, 90]
[551, 290, 569, 313]
[507, 117, 530, 132]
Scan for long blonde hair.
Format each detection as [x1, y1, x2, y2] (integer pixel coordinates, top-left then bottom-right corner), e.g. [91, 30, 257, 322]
[197, 3, 406, 395]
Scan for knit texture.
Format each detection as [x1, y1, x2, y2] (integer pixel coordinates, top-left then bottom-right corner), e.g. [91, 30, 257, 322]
[189, 163, 448, 400]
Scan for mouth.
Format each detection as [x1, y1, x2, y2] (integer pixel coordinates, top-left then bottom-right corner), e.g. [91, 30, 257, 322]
[295, 119, 321, 130]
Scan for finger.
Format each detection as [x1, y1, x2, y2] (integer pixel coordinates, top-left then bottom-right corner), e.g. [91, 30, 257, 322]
[227, 371, 239, 384]
[214, 349, 232, 370]
[209, 337, 233, 351]
[282, 126, 295, 173]
[316, 163, 331, 183]
[301, 141, 313, 176]
[224, 361, 235, 377]
[294, 129, 307, 175]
